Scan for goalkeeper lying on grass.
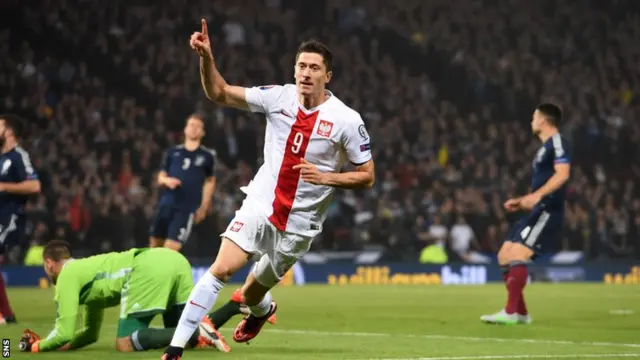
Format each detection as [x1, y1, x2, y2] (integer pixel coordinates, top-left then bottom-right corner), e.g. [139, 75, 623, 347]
[19, 241, 275, 353]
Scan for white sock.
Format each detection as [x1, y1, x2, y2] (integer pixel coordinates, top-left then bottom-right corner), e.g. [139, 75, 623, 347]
[169, 271, 225, 348]
[249, 291, 273, 317]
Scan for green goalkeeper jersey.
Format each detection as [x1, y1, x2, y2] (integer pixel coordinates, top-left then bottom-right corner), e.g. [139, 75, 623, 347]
[39, 248, 144, 351]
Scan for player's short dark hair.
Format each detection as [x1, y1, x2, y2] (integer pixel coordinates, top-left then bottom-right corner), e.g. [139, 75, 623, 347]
[187, 114, 206, 135]
[187, 113, 205, 127]
[187, 113, 204, 122]
[296, 39, 333, 72]
[536, 103, 562, 127]
[0, 113, 26, 139]
[43, 240, 72, 262]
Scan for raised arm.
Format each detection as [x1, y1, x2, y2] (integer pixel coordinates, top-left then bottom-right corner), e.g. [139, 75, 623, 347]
[199, 57, 250, 110]
[190, 19, 250, 110]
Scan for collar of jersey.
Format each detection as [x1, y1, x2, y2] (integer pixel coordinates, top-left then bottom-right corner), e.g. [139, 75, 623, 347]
[297, 90, 334, 113]
[62, 258, 75, 270]
[1, 144, 18, 155]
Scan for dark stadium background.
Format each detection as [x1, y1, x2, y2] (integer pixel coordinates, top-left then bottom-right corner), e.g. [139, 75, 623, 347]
[1, 2, 639, 359]
[1, 0, 639, 267]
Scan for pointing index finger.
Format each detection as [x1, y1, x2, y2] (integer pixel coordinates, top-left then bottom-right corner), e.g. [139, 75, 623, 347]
[201, 18, 208, 35]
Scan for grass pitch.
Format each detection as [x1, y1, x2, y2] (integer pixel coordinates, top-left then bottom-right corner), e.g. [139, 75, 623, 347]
[2, 284, 639, 359]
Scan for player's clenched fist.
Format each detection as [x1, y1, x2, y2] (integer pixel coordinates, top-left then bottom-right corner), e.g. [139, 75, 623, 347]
[19, 329, 41, 352]
[503, 198, 521, 212]
[190, 18, 212, 58]
[162, 177, 182, 190]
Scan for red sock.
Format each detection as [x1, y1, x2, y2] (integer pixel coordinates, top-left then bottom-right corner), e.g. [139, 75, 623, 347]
[518, 293, 528, 315]
[515, 266, 528, 315]
[0, 272, 14, 318]
[505, 264, 527, 314]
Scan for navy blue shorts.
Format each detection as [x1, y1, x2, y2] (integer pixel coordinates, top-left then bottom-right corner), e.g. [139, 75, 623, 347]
[149, 205, 195, 244]
[0, 213, 26, 254]
[507, 207, 563, 257]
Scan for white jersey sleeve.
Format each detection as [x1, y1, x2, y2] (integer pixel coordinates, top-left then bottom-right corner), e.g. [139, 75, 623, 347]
[244, 85, 287, 114]
[342, 114, 373, 165]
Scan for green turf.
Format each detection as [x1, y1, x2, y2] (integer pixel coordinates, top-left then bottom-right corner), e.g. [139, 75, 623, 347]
[2, 284, 639, 359]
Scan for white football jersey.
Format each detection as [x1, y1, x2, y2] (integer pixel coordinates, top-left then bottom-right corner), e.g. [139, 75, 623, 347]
[242, 84, 373, 237]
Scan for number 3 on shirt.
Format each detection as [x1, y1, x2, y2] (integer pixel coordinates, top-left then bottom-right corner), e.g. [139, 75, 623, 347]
[182, 158, 191, 170]
[291, 132, 304, 154]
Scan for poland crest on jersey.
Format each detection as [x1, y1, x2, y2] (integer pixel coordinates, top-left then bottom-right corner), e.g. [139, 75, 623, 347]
[230, 221, 244, 232]
[316, 120, 334, 137]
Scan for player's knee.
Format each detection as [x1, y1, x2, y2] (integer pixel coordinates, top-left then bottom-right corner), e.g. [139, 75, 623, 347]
[209, 261, 236, 282]
[497, 242, 514, 265]
[509, 243, 534, 262]
[209, 238, 250, 281]
[250, 255, 285, 290]
[149, 237, 164, 248]
[498, 252, 511, 266]
[115, 337, 134, 352]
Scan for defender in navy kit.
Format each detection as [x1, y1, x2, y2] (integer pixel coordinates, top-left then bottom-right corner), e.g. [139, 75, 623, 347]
[0, 114, 42, 325]
[481, 103, 571, 325]
[149, 115, 216, 251]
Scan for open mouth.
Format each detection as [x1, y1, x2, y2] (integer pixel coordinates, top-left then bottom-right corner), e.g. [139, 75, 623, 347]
[300, 81, 312, 86]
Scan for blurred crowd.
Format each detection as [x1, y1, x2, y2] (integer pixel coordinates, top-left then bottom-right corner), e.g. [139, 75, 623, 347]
[1, 0, 639, 263]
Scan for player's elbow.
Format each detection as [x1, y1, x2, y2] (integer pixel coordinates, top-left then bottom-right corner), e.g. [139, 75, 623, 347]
[211, 92, 229, 106]
[363, 164, 375, 188]
[205, 90, 219, 103]
[23, 179, 41, 194]
[32, 180, 41, 193]
[362, 173, 375, 189]
[57, 335, 74, 347]
[556, 171, 570, 184]
[208, 84, 227, 104]
[354, 161, 375, 189]
[211, 84, 240, 107]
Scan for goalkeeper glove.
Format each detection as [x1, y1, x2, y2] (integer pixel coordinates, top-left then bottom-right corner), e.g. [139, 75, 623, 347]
[19, 329, 40, 352]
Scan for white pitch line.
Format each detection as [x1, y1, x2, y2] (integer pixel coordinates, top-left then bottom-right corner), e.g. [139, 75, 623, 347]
[264, 329, 640, 349]
[15, 322, 640, 350]
[609, 310, 635, 315]
[372, 354, 640, 360]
